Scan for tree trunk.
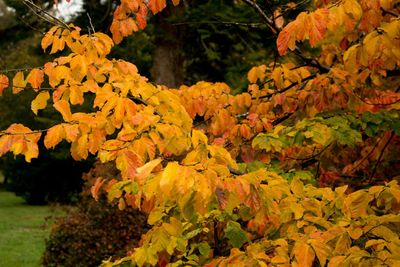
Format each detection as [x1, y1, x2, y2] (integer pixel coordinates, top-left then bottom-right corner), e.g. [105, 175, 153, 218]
[150, 6, 185, 88]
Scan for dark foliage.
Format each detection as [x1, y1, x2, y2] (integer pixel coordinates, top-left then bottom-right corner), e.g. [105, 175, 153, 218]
[3, 146, 93, 204]
[42, 162, 150, 267]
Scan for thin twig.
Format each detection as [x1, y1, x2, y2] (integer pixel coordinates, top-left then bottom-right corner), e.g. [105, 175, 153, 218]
[172, 21, 264, 28]
[368, 132, 394, 182]
[241, 0, 279, 34]
[87, 13, 96, 34]
[23, 0, 71, 29]
[257, 74, 316, 100]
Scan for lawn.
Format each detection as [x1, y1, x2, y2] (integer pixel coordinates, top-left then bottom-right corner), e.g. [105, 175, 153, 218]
[0, 191, 64, 267]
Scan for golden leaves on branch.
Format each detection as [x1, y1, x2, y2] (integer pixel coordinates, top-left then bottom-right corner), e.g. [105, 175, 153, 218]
[0, 124, 41, 162]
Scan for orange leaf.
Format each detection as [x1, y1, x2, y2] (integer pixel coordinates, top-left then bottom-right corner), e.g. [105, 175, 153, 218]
[27, 69, 44, 90]
[0, 74, 9, 96]
[44, 124, 65, 149]
[308, 8, 329, 46]
[31, 91, 50, 115]
[293, 242, 315, 266]
[54, 100, 73, 122]
[277, 21, 298, 55]
[136, 4, 148, 30]
[148, 0, 166, 14]
[171, 0, 180, 6]
[91, 177, 105, 201]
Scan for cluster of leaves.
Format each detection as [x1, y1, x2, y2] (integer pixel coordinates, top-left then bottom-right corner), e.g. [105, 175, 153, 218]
[0, 0, 399, 266]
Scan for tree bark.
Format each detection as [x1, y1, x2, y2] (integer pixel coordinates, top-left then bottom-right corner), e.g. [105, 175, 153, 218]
[150, 6, 185, 88]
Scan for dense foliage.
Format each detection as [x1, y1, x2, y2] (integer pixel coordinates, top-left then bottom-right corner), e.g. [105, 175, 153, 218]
[0, 0, 400, 266]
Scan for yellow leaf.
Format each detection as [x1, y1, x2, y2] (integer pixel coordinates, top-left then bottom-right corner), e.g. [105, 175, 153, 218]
[31, 91, 50, 115]
[191, 129, 208, 148]
[44, 124, 65, 149]
[71, 133, 89, 160]
[327, 256, 346, 267]
[343, 190, 372, 218]
[293, 242, 315, 266]
[290, 177, 304, 195]
[343, 0, 362, 20]
[370, 226, 397, 242]
[159, 162, 179, 195]
[12, 71, 26, 94]
[136, 158, 162, 182]
[69, 85, 85, 105]
[54, 100, 73, 122]
[309, 239, 330, 267]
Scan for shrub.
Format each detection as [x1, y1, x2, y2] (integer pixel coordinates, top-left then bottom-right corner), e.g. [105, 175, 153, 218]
[42, 162, 150, 267]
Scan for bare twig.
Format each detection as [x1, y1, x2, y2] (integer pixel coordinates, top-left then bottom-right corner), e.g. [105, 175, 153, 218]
[172, 21, 264, 28]
[87, 13, 96, 34]
[23, 0, 71, 29]
[241, 0, 279, 34]
[368, 132, 394, 182]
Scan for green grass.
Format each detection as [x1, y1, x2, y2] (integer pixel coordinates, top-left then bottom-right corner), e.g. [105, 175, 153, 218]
[0, 191, 64, 267]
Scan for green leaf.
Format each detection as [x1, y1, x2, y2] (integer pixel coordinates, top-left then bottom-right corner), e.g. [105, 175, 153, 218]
[224, 221, 249, 248]
[198, 242, 211, 256]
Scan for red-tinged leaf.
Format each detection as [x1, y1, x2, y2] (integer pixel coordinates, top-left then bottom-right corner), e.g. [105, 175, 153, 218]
[110, 20, 123, 44]
[27, 68, 44, 90]
[41, 26, 59, 51]
[116, 149, 143, 179]
[308, 8, 329, 46]
[88, 129, 106, 154]
[91, 177, 105, 201]
[277, 21, 297, 55]
[136, 4, 148, 30]
[0, 135, 12, 157]
[54, 100, 73, 122]
[148, 0, 166, 14]
[12, 72, 26, 94]
[44, 124, 65, 149]
[0, 74, 9, 96]
[64, 124, 80, 142]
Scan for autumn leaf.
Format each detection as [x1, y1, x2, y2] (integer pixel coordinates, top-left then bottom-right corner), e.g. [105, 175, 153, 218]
[27, 68, 44, 90]
[44, 124, 66, 149]
[12, 71, 26, 94]
[293, 242, 315, 266]
[31, 91, 50, 115]
[53, 100, 73, 122]
[148, 0, 166, 14]
[0, 74, 9, 96]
